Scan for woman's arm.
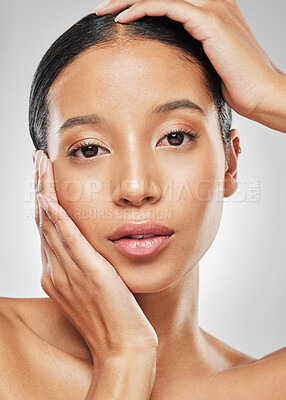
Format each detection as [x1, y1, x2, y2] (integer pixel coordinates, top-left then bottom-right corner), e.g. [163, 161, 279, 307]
[85, 352, 157, 400]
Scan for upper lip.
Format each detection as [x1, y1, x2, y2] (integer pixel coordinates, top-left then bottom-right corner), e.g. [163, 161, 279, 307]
[109, 221, 174, 241]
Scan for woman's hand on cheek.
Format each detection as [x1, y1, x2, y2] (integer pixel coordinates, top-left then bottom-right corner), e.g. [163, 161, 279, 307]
[94, 0, 285, 124]
[33, 150, 158, 366]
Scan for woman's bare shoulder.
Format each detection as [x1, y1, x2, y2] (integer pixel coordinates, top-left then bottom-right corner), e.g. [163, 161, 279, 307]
[0, 296, 56, 352]
[213, 345, 286, 399]
[201, 328, 257, 367]
[0, 297, 56, 389]
[0, 295, 54, 313]
[199, 328, 286, 399]
[0, 296, 67, 357]
[0, 297, 94, 399]
[0, 296, 58, 331]
[0, 296, 93, 363]
[0, 295, 70, 340]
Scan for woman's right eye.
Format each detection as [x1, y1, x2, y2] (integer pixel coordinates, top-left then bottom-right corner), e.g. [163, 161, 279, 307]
[67, 141, 109, 160]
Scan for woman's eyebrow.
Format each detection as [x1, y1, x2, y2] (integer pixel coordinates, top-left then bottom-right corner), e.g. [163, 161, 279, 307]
[152, 98, 205, 116]
[56, 114, 108, 136]
[56, 98, 205, 136]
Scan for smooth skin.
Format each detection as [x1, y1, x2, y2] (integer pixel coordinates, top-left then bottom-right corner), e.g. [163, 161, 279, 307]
[0, 0, 285, 399]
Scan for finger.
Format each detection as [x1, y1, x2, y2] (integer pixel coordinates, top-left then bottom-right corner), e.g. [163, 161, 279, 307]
[94, 0, 140, 15]
[39, 232, 72, 313]
[34, 153, 60, 293]
[37, 153, 58, 202]
[39, 228, 73, 294]
[95, 0, 203, 27]
[40, 232, 55, 290]
[37, 155, 78, 282]
[40, 235, 49, 288]
[34, 150, 45, 227]
[94, 0, 209, 14]
[110, 0, 211, 42]
[34, 154, 88, 309]
[38, 202, 75, 286]
[36, 156, 105, 284]
[37, 190, 115, 280]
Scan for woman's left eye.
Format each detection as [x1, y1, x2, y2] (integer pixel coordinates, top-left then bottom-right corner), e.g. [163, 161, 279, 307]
[158, 128, 200, 147]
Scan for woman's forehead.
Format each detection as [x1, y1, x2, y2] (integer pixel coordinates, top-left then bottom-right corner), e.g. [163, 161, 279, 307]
[47, 40, 213, 125]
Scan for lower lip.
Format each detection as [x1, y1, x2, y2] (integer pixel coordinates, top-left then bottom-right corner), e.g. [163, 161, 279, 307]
[110, 234, 173, 257]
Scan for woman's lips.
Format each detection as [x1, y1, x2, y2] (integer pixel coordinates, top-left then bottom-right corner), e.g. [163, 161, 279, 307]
[110, 234, 174, 257]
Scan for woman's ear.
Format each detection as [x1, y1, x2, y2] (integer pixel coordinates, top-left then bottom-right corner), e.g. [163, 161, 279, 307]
[224, 128, 240, 198]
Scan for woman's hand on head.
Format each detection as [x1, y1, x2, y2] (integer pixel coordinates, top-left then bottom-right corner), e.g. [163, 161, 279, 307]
[94, 0, 286, 128]
[33, 150, 158, 366]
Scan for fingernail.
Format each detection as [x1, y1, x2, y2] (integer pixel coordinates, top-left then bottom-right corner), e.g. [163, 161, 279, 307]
[37, 193, 49, 213]
[114, 8, 130, 22]
[35, 150, 44, 172]
[39, 155, 47, 177]
[93, 0, 110, 14]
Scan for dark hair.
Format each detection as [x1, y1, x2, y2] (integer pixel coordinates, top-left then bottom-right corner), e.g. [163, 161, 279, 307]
[29, 13, 232, 159]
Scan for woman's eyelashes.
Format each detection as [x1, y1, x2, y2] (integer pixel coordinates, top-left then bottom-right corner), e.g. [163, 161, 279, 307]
[66, 128, 200, 161]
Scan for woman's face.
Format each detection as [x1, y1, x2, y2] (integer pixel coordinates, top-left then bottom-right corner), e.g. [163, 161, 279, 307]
[46, 40, 231, 293]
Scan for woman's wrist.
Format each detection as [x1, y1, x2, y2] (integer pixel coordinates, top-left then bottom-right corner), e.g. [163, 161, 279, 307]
[86, 350, 157, 400]
[246, 70, 286, 133]
[95, 347, 158, 373]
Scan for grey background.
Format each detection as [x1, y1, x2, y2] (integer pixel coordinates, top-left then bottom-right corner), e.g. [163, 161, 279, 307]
[0, 1, 285, 359]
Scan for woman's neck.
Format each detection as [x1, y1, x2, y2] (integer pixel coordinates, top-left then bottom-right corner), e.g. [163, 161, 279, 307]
[133, 262, 214, 378]
[133, 262, 201, 344]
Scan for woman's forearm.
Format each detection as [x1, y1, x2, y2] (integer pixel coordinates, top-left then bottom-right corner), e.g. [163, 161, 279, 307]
[248, 71, 286, 133]
[85, 351, 157, 400]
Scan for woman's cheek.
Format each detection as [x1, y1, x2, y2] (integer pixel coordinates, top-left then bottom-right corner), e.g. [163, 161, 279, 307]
[54, 171, 103, 222]
[193, 163, 225, 255]
[179, 152, 224, 236]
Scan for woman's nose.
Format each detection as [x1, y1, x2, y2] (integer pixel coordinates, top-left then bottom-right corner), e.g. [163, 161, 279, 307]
[111, 155, 163, 208]
[112, 178, 162, 207]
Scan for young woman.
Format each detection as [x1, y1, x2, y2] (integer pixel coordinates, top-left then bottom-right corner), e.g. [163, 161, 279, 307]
[1, 1, 285, 399]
